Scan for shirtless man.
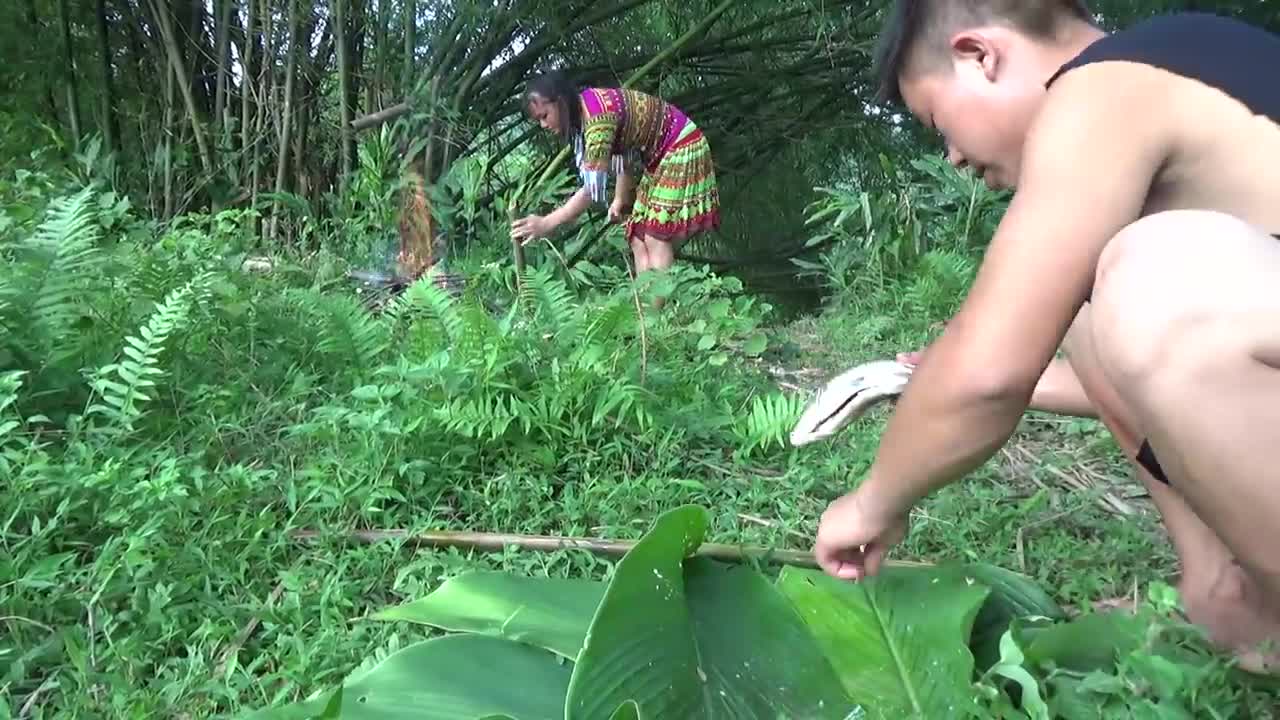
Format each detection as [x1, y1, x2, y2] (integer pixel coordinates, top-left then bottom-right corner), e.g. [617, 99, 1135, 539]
[812, 2, 1280, 672]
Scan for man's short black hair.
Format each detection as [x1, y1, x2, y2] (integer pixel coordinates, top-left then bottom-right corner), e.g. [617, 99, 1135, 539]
[871, 0, 1096, 106]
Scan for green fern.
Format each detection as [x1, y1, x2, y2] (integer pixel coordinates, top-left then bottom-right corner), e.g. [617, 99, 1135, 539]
[288, 289, 389, 368]
[87, 272, 211, 432]
[525, 266, 577, 332]
[734, 392, 807, 454]
[4, 187, 101, 353]
[0, 370, 24, 441]
[904, 250, 976, 319]
[576, 299, 635, 368]
[128, 250, 177, 302]
[399, 273, 465, 354]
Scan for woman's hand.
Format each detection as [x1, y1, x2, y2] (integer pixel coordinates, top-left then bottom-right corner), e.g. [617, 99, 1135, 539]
[511, 214, 555, 244]
[608, 197, 633, 224]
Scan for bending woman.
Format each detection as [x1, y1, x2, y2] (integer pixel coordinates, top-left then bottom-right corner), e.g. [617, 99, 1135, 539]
[511, 71, 721, 289]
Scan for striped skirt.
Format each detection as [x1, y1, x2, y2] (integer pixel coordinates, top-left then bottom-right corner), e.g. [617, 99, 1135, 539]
[627, 122, 720, 245]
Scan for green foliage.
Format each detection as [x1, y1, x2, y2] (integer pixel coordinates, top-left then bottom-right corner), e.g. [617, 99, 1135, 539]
[793, 154, 1000, 311]
[88, 272, 213, 433]
[245, 505, 1069, 720]
[2, 168, 1275, 720]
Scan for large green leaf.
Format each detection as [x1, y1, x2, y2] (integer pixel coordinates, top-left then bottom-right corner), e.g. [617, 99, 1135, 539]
[370, 570, 606, 659]
[1020, 612, 1146, 672]
[564, 505, 859, 719]
[775, 565, 991, 720]
[240, 635, 571, 720]
[682, 558, 862, 717]
[959, 563, 1065, 671]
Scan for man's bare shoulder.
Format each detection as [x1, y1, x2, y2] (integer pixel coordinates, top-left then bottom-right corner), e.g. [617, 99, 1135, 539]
[1037, 59, 1280, 230]
[1030, 60, 1176, 174]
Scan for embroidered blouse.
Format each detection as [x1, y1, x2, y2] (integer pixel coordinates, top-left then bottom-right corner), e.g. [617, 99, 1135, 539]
[571, 87, 690, 204]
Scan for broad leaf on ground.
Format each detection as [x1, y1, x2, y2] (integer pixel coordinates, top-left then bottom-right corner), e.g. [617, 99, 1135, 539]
[775, 565, 991, 720]
[371, 570, 605, 659]
[1021, 612, 1146, 672]
[564, 505, 859, 719]
[240, 635, 571, 720]
[957, 563, 1065, 671]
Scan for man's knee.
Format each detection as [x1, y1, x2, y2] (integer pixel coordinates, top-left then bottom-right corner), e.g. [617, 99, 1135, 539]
[1089, 210, 1260, 386]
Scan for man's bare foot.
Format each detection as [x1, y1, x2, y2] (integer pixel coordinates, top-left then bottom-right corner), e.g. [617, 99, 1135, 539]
[1060, 574, 1280, 675]
[1179, 563, 1280, 675]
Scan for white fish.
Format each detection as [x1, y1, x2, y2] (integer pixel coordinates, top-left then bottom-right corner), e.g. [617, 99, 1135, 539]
[789, 359, 914, 446]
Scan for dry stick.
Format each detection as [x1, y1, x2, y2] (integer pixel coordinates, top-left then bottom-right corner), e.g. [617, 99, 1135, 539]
[214, 581, 286, 678]
[290, 527, 932, 571]
[738, 513, 809, 542]
[19, 676, 56, 718]
[624, 252, 649, 383]
[1043, 463, 1136, 517]
[1014, 507, 1077, 575]
[352, 102, 412, 132]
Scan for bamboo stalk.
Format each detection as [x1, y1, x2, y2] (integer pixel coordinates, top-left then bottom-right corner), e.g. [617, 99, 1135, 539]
[335, 0, 352, 190]
[289, 527, 932, 570]
[508, 207, 526, 289]
[351, 101, 411, 131]
[147, 0, 213, 174]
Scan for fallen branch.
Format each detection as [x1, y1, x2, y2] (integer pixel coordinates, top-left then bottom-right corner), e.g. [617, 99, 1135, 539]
[351, 102, 412, 132]
[290, 527, 932, 570]
[214, 581, 286, 678]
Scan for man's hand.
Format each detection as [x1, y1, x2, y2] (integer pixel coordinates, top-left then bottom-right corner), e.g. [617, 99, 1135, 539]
[897, 350, 925, 367]
[814, 488, 909, 581]
[608, 197, 632, 224]
[511, 214, 555, 244]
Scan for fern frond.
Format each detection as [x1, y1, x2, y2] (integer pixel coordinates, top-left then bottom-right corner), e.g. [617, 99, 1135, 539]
[735, 392, 807, 454]
[402, 274, 464, 344]
[87, 272, 209, 432]
[526, 266, 577, 330]
[308, 292, 389, 368]
[571, 299, 634, 370]
[14, 187, 101, 344]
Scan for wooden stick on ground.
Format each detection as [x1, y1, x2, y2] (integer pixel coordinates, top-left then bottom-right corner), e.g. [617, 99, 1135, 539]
[214, 581, 286, 678]
[289, 527, 933, 571]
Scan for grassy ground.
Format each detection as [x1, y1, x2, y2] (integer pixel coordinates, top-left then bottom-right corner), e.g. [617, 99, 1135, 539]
[2, 195, 1272, 719]
[774, 314, 1179, 610]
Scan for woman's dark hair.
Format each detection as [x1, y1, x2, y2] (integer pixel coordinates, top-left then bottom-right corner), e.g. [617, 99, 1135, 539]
[522, 70, 583, 141]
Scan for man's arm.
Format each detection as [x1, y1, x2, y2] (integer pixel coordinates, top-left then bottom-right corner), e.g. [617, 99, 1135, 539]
[858, 67, 1171, 519]
[1033, 357, 1095, 418]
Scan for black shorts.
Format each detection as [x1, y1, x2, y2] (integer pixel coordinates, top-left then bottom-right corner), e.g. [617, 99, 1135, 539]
[1137, 439, 1170, 485]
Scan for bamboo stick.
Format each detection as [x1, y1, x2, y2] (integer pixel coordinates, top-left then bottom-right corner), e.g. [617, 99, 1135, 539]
[289, 527, 932, 570]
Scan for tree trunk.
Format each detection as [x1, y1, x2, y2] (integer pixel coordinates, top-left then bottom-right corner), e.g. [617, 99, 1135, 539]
[251, 0, 275, 210]
[57, 0, 82, 145]
[402, 0, 414, 95]
[240, 0, 255, 175]
[163, 65, 176, 218]
[372, 0, 389, 109]
[349, 0, 365, 119]
[334, 0, 352, 193]
[24, 0, 59, 124]
[95, 0, 120, 154]
[267, 0, 299, 242]
[213, 0, 234, 134]
[149, 0, 214, 174]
